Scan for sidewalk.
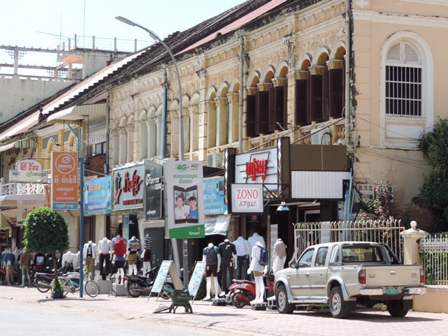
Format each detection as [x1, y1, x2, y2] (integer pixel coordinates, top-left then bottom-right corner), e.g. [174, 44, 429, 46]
[1, 285, 448, 336]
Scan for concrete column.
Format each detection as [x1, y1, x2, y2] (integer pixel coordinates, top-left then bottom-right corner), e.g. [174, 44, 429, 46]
[111, 129, 119, 166]
[190, 105, 200, 153]
[227, 93, 239, 144]
[215, 97, 228, 147]
[181, 108, 190, 155]
[197, 69, 208, 161]
[206, 101, 216, 149]
[118, 128, 127, 164]
[126, 124, 134, 163]
[170, 111, 179, 158]
[400, 221, 429, 265]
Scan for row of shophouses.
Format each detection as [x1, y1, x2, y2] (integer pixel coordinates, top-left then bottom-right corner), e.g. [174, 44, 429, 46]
[0, 0, 446, 265]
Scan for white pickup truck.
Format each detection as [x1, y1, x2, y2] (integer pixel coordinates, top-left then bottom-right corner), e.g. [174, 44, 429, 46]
[274, 241, 426, 318]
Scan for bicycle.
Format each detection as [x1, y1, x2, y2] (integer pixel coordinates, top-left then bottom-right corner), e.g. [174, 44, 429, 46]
[50, 272, 99, 298]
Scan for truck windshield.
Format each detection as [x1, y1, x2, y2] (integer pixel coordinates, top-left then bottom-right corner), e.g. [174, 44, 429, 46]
[342, 246, 385, 263]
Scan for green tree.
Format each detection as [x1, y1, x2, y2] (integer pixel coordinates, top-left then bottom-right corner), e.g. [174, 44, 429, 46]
[23, 207, 70, 294]
[415, 117, 448, 232]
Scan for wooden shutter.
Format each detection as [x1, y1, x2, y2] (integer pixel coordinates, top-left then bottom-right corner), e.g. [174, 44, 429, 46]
[322, 65, 330, 121]
[283, 81, 288, 130]
[329, 68, 344, 118]
[295, 79, 308, 126]
[310, 74, 323, 122]
[246, 95, 256, 137]
[256, 91, 270, 135]
[269, 87, 276, 133]
[269, 86, 285, 133]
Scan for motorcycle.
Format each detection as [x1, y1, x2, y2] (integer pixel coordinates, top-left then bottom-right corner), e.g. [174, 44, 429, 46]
[229, 272, 275, 308]
[125, 264, 174, 299]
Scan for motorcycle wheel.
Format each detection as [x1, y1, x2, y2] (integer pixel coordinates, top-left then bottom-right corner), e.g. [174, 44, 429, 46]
[128, 282, 142, 298]
[231, 290, 247, 308]
[36, 279, 51, 293]
[160, 283, 174, 300]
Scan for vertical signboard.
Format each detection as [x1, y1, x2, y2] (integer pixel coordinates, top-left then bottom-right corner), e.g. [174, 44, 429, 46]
[84, 176, 112, 216]
[203, 177, 227, 215]
[51, 152, 79, 210]
[165, 161, 205, 239]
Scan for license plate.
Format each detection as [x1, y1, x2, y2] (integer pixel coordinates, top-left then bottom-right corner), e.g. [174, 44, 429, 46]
[386, 287, 400, 295]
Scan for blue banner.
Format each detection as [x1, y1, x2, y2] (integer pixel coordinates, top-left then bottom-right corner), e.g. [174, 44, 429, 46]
[203, 177, 227, 215]
[84, 176, 112, 216]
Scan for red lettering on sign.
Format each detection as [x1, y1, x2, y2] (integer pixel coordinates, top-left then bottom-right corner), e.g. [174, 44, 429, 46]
[245, 158, 268, 181]
[122, 170, 142, 196]
[236, 189, 259, 199]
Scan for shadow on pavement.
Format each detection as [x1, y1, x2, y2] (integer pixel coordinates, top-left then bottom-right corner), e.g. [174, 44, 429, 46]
[37, 298, 109, 303]
[291, 310, 442, 323]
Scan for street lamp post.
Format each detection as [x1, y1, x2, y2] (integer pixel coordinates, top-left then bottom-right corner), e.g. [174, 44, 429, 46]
[116, 16, 188, 287]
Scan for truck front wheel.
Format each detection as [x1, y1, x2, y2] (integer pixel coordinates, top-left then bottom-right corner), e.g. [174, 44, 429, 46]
[387, 299, 409, 318]
[329, 286, 352, 319]
[276, 285, 295, 314]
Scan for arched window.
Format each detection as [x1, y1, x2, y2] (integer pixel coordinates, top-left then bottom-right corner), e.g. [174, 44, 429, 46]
[385, 42, 422, 117]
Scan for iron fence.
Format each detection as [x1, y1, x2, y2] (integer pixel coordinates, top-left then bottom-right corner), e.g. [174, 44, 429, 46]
[293, 220, 405, 262]
[419, 234, 448, 285]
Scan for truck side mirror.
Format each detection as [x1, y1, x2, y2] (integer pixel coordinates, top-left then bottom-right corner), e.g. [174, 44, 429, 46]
[289, 260, 298, 268]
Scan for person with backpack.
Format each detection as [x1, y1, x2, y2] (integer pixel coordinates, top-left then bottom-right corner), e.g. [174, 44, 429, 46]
[247, 241, 268, 304]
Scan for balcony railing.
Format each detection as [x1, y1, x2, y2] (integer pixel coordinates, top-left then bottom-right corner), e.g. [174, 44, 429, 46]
[0, 182, 46, 196]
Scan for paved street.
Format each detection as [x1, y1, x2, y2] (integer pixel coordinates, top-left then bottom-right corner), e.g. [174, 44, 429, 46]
[1, 285, 447, 336]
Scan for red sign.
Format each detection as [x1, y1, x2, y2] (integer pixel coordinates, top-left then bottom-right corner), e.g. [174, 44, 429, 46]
[245, 158, 268, 182]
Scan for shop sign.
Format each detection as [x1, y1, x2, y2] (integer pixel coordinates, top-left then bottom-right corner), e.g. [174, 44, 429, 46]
[84, 176, 112, 216]
[231, 184, 264, 213]
[145, 163, 163, 220]
[10, 159, 48, 183]
[113, 165, 144, 212]
[165, 161, 205, 239]
[235, 147, 278, 191]
[51, 152, 79, 210]
[17, 202, 46, 225]
[203, 177, 227, 215]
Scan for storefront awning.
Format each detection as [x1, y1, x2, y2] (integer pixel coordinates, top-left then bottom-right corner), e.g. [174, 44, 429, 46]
[0, 143, 15, 153]
[0, 194, 46, 210]
[1, 213, 12, 229]
[47, 103, 107, 123]
[205, 214, 231, 236]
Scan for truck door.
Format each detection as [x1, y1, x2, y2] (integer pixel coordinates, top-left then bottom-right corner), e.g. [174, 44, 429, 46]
[289, 248, 315, 300]
[308, 246, 329, 300]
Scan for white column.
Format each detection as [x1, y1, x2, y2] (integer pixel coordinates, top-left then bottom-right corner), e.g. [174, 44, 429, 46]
[206, 101, 216, 149]
[111, 129, 119, 166]
[170, 111, 179, 158]
[141, 120, 148, 160]
[227, 93, 239, 144]
[190, 105, 199, 153]
[182, 108, 190, 155]
[118, 128, 127, 164]
[215, 97, 228, 147]
[126, 124, 134, 163]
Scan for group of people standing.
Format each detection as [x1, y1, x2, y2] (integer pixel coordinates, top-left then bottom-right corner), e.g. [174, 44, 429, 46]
[1, 248, 32, 286]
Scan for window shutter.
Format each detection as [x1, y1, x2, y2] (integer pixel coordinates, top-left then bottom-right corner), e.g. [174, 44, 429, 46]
[295, 79, 308, 126]
[269, 87, 276, 133]
[329, 69, 344, 118]
[283, 81, 288, 130]
[256, 91, 270, 135]
[246, 95, 256, 137]
[310, 74, 323, 122]
[322, 66, 330, 121]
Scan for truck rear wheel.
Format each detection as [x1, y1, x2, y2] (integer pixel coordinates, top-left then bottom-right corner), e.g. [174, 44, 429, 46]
[329, 286, 352, 319]
[387, 299, 409, 317]
[276, 285, 294, 314]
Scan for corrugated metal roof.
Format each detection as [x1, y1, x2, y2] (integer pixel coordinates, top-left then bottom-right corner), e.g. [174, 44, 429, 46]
[180, 0, 286, 54]
[291, 171, 351, 199]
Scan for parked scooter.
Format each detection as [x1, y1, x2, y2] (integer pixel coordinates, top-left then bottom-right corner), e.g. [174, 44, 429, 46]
[125, 263, 174, 299]
[229, 272, 275, 308]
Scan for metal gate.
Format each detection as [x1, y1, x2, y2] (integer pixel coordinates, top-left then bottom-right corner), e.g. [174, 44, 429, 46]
[293, 220, 404, 262]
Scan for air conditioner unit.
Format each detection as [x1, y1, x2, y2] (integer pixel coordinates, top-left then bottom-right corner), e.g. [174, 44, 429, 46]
[311, 128, 331, 145]
[207, 153, 224, 168]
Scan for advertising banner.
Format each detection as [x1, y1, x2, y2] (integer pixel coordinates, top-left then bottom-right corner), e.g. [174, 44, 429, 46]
[203, 177, 227, 215]
[10, 159, 48, 183]
[51, 152, 79, 210]
[84, 176, 112, 216]
[231, 183, 264, 214]
[188, 261, 205, 298]
[112, 165, 145, 212]
[17, 202, 46, 226]
[165, 161, 205, 239]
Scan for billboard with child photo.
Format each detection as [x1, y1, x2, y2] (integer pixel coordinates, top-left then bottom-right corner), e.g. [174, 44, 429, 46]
[165, 161, 204, 239]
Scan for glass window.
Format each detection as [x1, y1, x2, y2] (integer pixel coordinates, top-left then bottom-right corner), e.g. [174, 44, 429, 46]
[342, 246, 385, 263]
[314, 247, 328, 267]
[298, 248, 315, 268]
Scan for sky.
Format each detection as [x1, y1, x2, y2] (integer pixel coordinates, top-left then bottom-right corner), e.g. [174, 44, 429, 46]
[0, 0, 246, 75]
